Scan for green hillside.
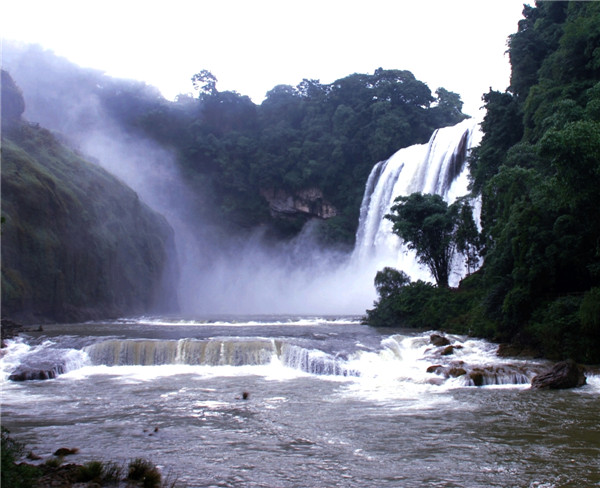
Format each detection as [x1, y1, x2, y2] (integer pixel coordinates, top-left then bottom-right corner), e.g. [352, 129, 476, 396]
[1, 71, 178, 323]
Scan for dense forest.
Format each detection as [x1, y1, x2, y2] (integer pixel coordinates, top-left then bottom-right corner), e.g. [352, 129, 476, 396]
[133, 69, 468, 244]
[367, 1, 600, 364]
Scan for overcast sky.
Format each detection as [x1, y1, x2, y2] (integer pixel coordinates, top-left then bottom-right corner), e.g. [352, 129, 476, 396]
[3, 0, 527, 116]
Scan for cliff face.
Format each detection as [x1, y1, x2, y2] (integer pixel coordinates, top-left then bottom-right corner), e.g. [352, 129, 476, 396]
[260, 187, 337, 220]
[1, 71, 178, 323]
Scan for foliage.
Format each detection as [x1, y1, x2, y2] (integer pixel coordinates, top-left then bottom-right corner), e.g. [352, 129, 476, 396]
[365, 274, 484, 333]
[128, 457, 163, 488]
[467, 1, 600, 361]
[374, 267, 411, 299]
[386, 193, 481, 288]
[77, 460, 124, 484]
[1, 120, 178, 323]
[368, 2, 600, 363]
[1, 428, 42, 488]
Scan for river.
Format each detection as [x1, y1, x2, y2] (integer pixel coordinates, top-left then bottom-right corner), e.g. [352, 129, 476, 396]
[1, 316, 599, 487]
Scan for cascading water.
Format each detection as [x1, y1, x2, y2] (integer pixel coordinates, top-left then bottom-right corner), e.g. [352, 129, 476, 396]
[351, 118, 482, 286]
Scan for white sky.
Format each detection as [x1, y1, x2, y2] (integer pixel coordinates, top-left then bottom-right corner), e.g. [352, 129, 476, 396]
[2, 0, 527, 116]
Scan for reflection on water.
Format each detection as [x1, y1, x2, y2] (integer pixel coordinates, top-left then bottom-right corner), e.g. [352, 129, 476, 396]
[1, 316, 599, 487]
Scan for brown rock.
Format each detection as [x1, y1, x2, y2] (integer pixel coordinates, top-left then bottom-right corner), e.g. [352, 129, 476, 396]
[441, 345, 463, 356]
[469, 370, 484, 386]
[531, 360, 587, 389]
[430, 334, 450, 347]
[447, 367, 467, 378]
[54, 447, 79, 456]
[426, 364, 444, 374]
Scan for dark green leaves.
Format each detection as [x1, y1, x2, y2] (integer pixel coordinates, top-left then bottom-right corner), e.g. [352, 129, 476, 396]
[386, 193, 481, 288]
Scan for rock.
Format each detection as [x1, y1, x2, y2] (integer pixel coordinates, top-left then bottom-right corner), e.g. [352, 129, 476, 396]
[54, 447, 79, 456]
[430, 334, 450, 347]
[447, 367, 467, 378]
[260, 187, 337, 219]
[425, 364, 466, 378]
[8, 347, 74, 381]
[9, 367, 64, 381]
[531, 359, 587, 389]
[441, 345, 463, 356]
[1, 318, 24, 347]
[469, 370, 485, 386]
[426, 364, 444, 374]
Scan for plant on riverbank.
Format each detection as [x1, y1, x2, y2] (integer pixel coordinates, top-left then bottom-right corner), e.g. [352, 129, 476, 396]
[76, 460, 124, 485]
[1, 427, 41, 488]
[128, 457, 163, 488]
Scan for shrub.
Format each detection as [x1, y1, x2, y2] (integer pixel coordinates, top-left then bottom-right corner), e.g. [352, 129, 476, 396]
[1, 427, 41, 487]
[77, 460, 124, 484]
[128, 457, 162, 488]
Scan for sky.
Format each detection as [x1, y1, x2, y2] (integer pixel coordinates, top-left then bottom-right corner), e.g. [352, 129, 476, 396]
[2, 0, 527, 116]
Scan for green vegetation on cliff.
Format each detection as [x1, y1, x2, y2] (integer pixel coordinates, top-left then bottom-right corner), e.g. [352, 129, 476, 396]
[1, 71, 177, 323]
[366, 2, 600, 363]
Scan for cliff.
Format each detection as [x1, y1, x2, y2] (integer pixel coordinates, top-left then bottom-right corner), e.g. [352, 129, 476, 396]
[1, 71, 178, 323]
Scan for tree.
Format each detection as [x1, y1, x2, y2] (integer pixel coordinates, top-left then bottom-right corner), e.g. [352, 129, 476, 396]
[191, 70, 218, 97]
[374, 267, 410, 299]
[386, 193, 480, 288]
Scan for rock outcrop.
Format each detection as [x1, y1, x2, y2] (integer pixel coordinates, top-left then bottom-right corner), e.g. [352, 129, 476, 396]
[531, 359, 587, 389]
[261, 187, 337, 220]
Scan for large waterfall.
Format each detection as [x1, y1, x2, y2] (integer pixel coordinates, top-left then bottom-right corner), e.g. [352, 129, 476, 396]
[352, 118, 482, 286]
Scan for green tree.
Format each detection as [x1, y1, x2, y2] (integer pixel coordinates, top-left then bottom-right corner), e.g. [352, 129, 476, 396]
[386, 193, 481, 288]
[192, 69, 218, 97]
[374, 267, 411, 299]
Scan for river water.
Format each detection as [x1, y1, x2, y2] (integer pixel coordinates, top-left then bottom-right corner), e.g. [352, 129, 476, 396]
[1, 316, 599, 487]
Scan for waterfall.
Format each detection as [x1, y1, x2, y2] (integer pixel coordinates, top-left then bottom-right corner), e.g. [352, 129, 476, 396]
[352, 118, 482, 286]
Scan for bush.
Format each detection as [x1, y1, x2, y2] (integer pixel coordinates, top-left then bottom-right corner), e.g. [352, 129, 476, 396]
[77, 460, 124, 484]
[1, 427, 41, 488]
[128, 457, 163, 488]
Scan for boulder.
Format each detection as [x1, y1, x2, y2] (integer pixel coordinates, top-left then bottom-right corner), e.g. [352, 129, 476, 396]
[441, 344, 463, 356]
[8, 348, 69, 381]
[430, 334, 450, 347]
[469, 370, 485, 386]
[447, 367, 467, 378]
[531, 360, 587, 389]
[260, 187, 337, 219]
[426, 364, 444, 374]
[54, 447, 79, 457]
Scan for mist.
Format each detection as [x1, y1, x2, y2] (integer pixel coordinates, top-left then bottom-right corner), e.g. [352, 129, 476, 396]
[3, 43, 381, 317]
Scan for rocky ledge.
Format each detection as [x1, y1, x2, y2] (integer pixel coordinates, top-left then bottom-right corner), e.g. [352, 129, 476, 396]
[261, 187, 337, 219]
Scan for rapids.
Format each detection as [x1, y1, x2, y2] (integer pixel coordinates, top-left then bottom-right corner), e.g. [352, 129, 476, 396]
[1, 316, 599, 487]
